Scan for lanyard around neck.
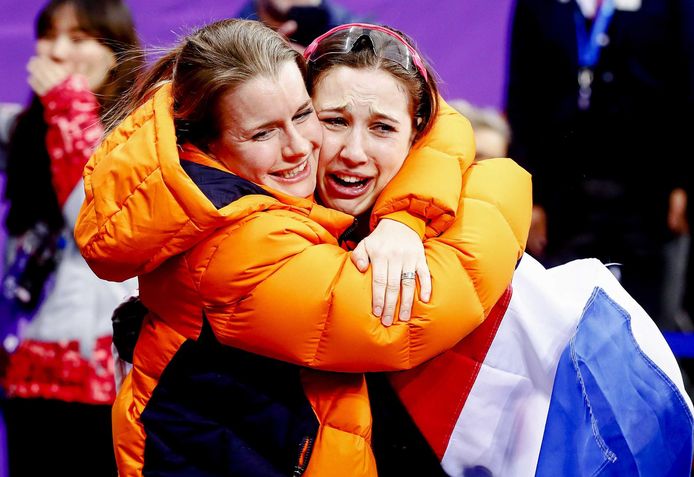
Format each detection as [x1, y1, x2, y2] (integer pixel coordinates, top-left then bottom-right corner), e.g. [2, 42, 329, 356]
[574, 0, 616, 68]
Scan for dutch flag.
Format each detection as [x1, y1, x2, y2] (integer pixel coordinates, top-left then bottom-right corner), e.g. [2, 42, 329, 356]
[391, 254, 694, 476]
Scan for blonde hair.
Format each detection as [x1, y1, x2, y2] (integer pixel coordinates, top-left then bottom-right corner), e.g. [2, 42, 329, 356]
[107, 19, 305, 150]
[448, 99, 510, 144]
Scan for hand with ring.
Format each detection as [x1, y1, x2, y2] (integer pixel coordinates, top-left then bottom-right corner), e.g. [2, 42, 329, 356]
[350, 219, 432, 326]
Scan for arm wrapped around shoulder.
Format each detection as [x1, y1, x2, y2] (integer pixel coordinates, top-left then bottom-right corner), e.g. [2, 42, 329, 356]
[426, 158, 531, 318]
[196, 159, 530, 372]
[371, 98, 475, 238]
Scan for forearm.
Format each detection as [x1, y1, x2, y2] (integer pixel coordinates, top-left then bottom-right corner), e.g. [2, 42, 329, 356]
[202, 159, 530, 372]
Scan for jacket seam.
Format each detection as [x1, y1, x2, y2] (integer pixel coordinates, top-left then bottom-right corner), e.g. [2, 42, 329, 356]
[308, 253, 348, 367]
[321, 422, 371, 440]
[83, 165, 199, 271]
[83, 165, 162, 251]
[183, 253, 209, 338]
[197, 225, 239, 307]
[201, 213, 323, 310]
[465, 196, 524, 253]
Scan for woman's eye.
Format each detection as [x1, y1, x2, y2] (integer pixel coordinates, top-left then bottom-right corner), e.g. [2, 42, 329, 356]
[373, 123, 395, 133]
[293, 108, 314, 122]
[252, 130, 272, 141]
[320, 117, 347, 127]
[70, 30, 93, 43]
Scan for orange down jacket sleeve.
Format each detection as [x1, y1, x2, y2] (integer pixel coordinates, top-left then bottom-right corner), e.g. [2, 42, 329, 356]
[138, 155, 531, 372]
[77, 84, 531, 373]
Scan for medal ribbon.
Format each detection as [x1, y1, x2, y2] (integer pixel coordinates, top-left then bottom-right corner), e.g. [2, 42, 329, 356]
[574, 0, 616, 69]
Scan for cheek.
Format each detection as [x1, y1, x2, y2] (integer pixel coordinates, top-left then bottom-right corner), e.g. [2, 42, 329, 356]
[240, 143, 280, 178]
[303, 116, 323, 147]
[318, 130, 342, 164]
[35, 39, 52, 57]
[210, 138, 261, 178]
[78, 43, 115, 70]
[374, 149, 408, 188]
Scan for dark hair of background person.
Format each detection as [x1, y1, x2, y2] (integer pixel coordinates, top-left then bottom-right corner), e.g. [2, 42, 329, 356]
[4, 0, 141, 237]
[106, 19, 304, 153]
[305, 26, 439, 141]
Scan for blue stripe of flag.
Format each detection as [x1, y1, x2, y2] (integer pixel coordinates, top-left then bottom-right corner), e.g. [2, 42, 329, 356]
[663, 332, 694, 359]
[536, 288, 694, 476]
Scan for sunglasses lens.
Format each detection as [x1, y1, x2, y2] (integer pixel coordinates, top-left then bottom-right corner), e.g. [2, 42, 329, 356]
[307, 27, 420, 79]
[375, 36, 415, 71]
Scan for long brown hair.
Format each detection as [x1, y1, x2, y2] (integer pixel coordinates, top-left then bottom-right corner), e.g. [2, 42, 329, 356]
[108, 19, 305, 152]
[36, 0, 141, 115]
[306, 26, 439, 141]
[5, 0, 140, 236]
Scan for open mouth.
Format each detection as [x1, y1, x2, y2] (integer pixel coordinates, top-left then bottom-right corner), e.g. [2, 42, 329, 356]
[272, 160, 309, 180]
[332, 173, 369, 187]
[325, 172, 373, 198]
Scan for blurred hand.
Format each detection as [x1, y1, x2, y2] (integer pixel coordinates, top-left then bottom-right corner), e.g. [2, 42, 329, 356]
[27, 56, 70, 96]
[668, 187, 689, 235]
[350, 219, 431, 326]
[527, 204, 548, 258]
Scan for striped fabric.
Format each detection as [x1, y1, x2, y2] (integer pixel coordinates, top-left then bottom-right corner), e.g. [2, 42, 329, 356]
[394, 254, 694, 476]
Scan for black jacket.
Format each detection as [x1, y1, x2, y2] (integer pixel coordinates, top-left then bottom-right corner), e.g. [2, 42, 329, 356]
[507, 0, 694, 219]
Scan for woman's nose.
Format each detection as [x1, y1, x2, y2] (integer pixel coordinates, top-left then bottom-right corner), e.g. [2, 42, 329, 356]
[48, 36, 71, 62]
[282, 125, 312, 161]
[339, 130, 368, 165]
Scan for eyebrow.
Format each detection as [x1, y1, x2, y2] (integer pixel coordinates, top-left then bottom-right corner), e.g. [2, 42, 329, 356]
[319, 103, 401, 124]
[370, 110, 401, 124]
[244, 99, 313, 133]
[42, 27, 89, 35]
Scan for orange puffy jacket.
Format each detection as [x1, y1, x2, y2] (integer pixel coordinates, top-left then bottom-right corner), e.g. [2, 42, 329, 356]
[75, 84, 531, 476]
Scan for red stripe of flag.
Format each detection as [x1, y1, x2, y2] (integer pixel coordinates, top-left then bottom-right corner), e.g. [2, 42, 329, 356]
[389, 287, 513, 459]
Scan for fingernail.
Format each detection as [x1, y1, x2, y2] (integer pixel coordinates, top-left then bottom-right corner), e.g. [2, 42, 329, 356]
[399, 310, 410, 321]
[374, 306, 382, 317]
[422, 292, 431, 302]
[382, 315, 393, 326]
[357, 260, 366, 269]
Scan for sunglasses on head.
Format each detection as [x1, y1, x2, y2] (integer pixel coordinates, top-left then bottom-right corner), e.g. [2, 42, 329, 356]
[304, 23, 429, 82]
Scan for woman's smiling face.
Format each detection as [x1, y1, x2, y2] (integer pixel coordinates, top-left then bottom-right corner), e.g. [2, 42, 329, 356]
[313, 66, 415, 216]
[209, 61, 321, 198]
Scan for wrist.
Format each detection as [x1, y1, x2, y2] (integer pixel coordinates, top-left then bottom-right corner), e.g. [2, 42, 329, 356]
[40, 75, 90, 102]
[379, 211, 426, 239]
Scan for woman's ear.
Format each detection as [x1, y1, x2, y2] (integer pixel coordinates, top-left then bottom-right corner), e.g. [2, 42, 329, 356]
[410, 116, 424, 144]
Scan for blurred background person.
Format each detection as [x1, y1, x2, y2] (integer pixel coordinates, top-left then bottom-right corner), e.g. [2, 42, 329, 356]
[449, 99, 510, 160]
[0, 0, 140, 475]
[451, 97, 549, 264]
[449, 99, 544, 259]
[0, 105, 22, 172]
[506, 0, 694, 326]
[236, 0, 362, 51]
[684, 179, 694, 329]
[662, 185, 691, 332]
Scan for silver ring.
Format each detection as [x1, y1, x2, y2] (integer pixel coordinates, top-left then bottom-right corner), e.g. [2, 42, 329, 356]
[401, 271, 416, 281]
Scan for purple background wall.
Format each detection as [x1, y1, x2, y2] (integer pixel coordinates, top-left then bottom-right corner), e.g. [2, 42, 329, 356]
[0, 0, 515, 109]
